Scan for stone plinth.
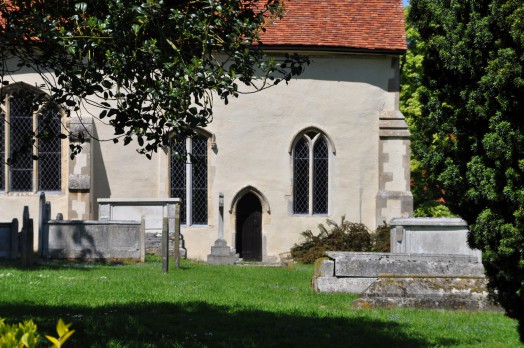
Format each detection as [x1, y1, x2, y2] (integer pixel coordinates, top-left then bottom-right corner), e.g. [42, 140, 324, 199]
[353, 275, 499, 311]
[207, 239, 239, 265]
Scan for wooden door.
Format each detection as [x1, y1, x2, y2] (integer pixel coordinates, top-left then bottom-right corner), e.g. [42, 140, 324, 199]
[236, 193, 262, 261]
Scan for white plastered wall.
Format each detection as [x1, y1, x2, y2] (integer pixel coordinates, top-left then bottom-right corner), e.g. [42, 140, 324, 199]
[1, 53, 407, 260]
[176, 53, 398, 261]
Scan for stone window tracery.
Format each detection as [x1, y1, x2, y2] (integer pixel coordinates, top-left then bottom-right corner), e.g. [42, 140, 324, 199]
[293, 130, 329, 215]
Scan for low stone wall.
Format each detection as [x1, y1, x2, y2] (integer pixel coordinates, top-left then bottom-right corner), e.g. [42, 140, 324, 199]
[313, 252, 497, 310]
[44, 220, 145, 261]
[0, 219, 18, 259]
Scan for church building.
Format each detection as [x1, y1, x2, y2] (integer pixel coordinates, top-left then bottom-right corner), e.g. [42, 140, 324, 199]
[0, 0, 411, 262]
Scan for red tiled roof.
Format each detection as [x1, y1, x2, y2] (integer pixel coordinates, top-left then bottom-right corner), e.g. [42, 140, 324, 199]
[2, 0, 406, 52]
[260, 0, 407, 52]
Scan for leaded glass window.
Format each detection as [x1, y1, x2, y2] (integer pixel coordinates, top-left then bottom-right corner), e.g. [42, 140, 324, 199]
[10, 94, 34, 192]
[313, 137, 329, 214]
[191, 136, 208, 225]
[293, 138, 309, 214]
[38, 108, 62, 191]
[170, 135, 208, 225]
[292, 131, 330, 215]
[170, 140, 187, 224]
[1, 87, 62, 193]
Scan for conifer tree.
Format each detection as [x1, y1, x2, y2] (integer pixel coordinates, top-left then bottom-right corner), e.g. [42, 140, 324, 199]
[409, 0, 524, 338]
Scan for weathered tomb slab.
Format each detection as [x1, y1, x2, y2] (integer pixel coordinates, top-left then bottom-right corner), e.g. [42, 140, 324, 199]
[98, 198, 186, 257]
[314, 277, 377, 293]
[352, 275, 500, 311]
[45, 220, 145, 261]
[312, 258, 376, 293]
[326, 252, 484, 277]
[390, 217, 481, 260]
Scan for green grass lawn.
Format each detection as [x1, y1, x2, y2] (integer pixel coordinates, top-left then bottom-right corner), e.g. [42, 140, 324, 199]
[0, 257, 521, 347]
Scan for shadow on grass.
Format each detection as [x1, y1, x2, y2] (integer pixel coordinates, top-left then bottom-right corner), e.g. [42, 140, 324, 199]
[0, 259, 129, 271]
[0, 302, 458, 348]
[0, 254, 188, 272]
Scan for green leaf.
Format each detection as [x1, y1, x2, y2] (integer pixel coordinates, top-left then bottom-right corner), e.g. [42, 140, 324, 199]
[21, 332, 30, 347]
[56, 319, 68, 337]
[45, 335, 60, 347]
[59, 330, 75, 346]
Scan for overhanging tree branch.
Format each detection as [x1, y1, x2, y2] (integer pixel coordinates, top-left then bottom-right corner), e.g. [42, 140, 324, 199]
[0, 0, 309, 160]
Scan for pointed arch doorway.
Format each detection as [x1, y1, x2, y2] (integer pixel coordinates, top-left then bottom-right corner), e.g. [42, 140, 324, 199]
[236, 192, 262, 261]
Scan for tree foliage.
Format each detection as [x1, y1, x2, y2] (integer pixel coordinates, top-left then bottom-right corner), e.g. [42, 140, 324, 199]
[401, 7, 454, 218]
[0, 0, 308, 158]
[400, 9, 425, 126]
[409, 0, 524, 338]
[400, 10, 453, 218]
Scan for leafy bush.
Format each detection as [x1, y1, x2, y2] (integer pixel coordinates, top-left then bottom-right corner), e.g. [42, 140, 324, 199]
[413, 202, 455, 218]
[0, 318, 74, 348]
[0, 318, 39, 347]
[372, 222, 390, 252]
[290, 216, 372, 264]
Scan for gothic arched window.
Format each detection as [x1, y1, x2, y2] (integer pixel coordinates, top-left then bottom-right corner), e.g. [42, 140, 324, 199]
[293, 131, 329, 215]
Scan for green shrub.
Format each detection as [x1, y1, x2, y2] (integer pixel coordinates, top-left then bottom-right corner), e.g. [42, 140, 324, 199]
[0, 318, 74, 348]
[290, 216, 372, 264]
[0, 318, 39, 348]
[413, 202, 455, 218]
[372, 222, 390, 252]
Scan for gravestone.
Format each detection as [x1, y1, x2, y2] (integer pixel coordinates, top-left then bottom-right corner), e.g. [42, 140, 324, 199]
[390, 218, 481, 260]
[20, 206, 33, 267]
[313, 251, 497, 310]
[312, 218, 497, 310]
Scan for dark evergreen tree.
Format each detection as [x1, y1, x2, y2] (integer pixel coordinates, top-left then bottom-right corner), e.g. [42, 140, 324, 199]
[409, 0, 524, 338]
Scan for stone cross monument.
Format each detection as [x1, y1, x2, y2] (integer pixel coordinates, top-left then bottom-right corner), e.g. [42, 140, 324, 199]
[207, 193, 239, 265]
